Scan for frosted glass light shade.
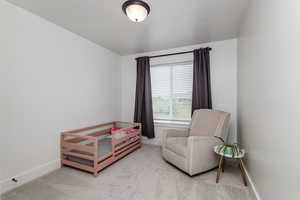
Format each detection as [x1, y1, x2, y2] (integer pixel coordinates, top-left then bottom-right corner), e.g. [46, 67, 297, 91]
[126, 4, 148, 22]
[122, 0, 150, 23]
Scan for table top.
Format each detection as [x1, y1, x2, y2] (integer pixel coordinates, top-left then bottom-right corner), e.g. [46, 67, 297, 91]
[214, 145, 245, 158]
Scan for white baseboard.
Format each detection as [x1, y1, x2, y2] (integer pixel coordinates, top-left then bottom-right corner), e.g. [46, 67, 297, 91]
[0, 159, 60, 195]
[243, 165, 261, 200]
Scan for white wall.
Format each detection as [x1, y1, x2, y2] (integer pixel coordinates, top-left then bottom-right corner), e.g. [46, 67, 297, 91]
[0, 1, 120, 193]
[120, 39, 237, 145]
[238, 1, 300, 199]
[0, 0, 238, 194]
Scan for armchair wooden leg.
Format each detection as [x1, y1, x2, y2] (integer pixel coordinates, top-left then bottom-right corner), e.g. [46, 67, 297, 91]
[216, 155, 224, 183]
[238, 158, 248, 186]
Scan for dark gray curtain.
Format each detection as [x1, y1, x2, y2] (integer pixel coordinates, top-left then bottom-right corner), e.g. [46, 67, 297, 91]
[134, 57, 155, 138]
[192, 48, 212, 114]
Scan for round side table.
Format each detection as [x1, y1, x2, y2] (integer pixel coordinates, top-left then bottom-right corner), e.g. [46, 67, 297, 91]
[214, 146, 247, 186]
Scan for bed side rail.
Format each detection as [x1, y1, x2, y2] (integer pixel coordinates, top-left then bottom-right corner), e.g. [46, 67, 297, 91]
[111, 122, 141, 145]
[114, 121, 140, 127]
[61, 132, 96, 154]
[67, 122, 114, 133]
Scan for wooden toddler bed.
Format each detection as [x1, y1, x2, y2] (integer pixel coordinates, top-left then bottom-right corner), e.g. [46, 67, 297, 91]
[60, 121, 141, 176]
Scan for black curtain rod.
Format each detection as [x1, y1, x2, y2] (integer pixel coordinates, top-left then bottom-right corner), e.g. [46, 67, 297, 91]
[148, 47, 212, 59]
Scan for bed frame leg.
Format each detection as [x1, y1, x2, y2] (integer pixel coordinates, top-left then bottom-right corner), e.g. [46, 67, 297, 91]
[60, 134, 64, 168]
[93, 137, 99, 177]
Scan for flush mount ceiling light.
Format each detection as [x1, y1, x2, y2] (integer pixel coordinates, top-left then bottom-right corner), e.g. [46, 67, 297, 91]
[122, 0, 150, 22]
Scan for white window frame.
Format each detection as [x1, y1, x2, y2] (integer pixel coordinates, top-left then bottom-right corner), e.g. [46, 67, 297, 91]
[151, 61, 193, 123]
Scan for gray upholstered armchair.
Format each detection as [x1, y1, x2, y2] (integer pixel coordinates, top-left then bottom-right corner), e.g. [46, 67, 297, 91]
[162, 109, 230, 176]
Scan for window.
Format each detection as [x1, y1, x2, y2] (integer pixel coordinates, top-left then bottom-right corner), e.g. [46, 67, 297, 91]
[151, 62, 193, 121]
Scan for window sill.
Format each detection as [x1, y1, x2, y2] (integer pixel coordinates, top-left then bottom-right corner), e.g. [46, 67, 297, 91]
[154, 120, 190, 128]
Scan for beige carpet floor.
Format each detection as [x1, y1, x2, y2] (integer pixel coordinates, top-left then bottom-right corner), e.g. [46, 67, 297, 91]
[2, 145, 255, 200]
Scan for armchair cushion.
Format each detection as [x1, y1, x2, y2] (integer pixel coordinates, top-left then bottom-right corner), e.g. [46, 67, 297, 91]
[162, 129, 189, 149]
[165, 137, 188, 157]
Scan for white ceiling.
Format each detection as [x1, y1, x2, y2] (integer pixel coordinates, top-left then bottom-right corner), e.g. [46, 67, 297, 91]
[7, 0, 248, 55]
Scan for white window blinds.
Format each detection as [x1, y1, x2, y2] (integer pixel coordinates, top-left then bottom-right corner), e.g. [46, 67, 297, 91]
[151, 62, 193, 121]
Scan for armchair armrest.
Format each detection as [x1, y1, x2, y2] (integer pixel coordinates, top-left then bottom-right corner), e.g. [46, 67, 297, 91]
[162, 129, 189, 147]
[187, 136, 223, 175]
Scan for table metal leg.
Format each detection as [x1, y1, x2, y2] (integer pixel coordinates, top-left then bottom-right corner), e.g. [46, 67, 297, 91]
[222, 158, 225, 172]
[239, 158, 248, 186]
[216, 155, 224, 183]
